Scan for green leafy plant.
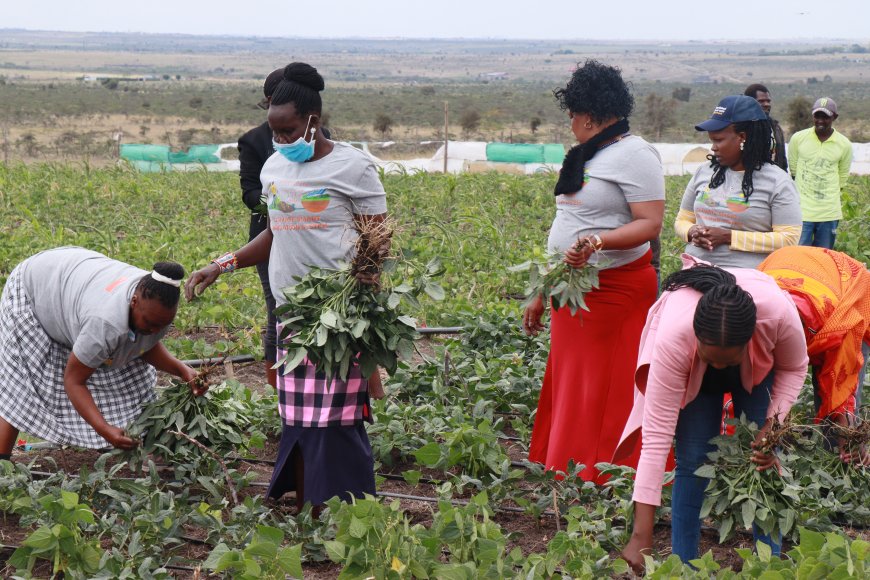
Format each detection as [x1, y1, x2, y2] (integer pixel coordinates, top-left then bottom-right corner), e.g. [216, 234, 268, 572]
[522, 530, 630, 578]
[698, 417, 801, 541]
[204, 525, 303, 580]
[276, 255, 444, 382]
[412, 418, 509, 480]
[125, 379, 264, 463]
[323, 495, 436, 579]
[8, 491, 104, 578]
[510, 248, 608, 317]
[425, 492, 511, 577]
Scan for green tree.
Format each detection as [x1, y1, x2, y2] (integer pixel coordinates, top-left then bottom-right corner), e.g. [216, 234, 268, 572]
[785, 96, 813, 133]
[373, 114, 393, 139]
[460, 109, 481, 135]
[17, 132, 38, 156]
[641, 93, 677, 141]
[672, 87, 692, 102]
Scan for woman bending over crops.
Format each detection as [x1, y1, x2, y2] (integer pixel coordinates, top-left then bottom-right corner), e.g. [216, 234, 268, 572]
[675, 95, 802, 268]
[523, 59, 665, 483]
[616, 256, 807, 570]
[185, 63, 385, 511]
[758, 246, 870, 464]
[0, 247, 204, 458]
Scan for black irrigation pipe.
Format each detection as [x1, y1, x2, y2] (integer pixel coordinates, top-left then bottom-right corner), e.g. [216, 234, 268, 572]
[165, 564, 199, 572]
[18, 460, 870, 533]
[182, 353, 261, 368]
[181, 327, 466, 367]
[229, 456, 444, 485]
[0, 546, 199, 574]
[11, 471, 856, 538]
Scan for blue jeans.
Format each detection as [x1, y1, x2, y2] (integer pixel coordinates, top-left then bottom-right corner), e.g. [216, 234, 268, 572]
[671, 370, 780, 563]
[799, 221, 838, 249]
[859, 342, 869, 408]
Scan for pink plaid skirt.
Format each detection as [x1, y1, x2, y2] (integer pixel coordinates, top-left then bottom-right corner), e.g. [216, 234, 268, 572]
[275, 331, 371, 427]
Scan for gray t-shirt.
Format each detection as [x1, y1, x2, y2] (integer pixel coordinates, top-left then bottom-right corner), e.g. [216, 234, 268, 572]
[262, 142, 388, 305]
[547, 135, 665, 268]
[680, 163, 802, 268]
[21, 247, 166, 369]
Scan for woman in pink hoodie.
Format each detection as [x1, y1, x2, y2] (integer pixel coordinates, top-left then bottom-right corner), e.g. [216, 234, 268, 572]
[617, 256, 807, 571]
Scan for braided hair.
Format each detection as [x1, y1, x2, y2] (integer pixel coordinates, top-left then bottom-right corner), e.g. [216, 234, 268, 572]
[137, 262, 184, 308]
[662, 264, 756, 347]
[270, 62, 324, 117]
[707, 119, 773, 200]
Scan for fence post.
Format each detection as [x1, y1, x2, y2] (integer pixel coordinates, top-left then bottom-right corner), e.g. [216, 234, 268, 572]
[443, 101, 449, 174]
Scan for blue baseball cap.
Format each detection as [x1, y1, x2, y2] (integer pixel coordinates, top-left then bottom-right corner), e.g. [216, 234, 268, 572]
[695, 95, 766, 132]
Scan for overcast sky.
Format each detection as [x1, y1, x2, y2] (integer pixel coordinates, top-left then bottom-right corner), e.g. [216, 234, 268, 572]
[3, 0, 869, 41]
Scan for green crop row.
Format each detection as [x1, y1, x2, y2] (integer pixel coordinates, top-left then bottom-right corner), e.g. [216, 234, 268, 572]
[1, 163, 869, 357]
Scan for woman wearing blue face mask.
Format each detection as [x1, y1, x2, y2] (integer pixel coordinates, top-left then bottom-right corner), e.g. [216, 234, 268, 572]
[185, 62, 387, 512]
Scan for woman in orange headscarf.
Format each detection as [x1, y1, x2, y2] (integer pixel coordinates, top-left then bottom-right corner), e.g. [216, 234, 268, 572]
[758, 245, 870, 463]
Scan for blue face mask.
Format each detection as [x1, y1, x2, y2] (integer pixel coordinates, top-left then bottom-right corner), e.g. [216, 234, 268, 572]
[273, 115, 316, 163]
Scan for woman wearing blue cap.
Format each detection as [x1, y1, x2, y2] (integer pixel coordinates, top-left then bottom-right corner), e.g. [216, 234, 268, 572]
[674, 95, 802, 268]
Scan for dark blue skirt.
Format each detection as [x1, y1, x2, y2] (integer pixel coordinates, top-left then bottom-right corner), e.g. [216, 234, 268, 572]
[266, 423, 376, 506]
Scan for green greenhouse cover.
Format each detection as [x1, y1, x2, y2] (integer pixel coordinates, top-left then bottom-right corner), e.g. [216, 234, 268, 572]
[485, 143, 565, 164]
[120, 144, 222, 169]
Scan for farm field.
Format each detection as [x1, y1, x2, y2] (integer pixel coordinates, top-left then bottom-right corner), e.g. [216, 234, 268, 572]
[3, 31, 870, 165]
[0, 164, 869, 578]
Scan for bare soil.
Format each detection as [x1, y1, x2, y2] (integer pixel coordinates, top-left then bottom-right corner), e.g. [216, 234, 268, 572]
[5, 434, 868, 579]
[2, 335, 867, 578]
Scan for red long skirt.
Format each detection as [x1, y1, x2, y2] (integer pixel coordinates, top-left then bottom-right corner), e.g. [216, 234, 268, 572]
[528, 251, 656, 483]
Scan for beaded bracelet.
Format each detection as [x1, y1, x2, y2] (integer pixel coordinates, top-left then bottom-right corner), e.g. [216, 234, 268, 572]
[211, 252, 238, 274]
[590, 233, 604, 251]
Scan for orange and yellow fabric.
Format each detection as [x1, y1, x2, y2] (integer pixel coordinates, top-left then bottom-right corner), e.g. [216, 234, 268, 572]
[758, 246, 870, 419]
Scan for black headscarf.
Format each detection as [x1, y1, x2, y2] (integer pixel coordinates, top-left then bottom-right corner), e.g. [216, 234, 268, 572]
[554, 118, 630, 196]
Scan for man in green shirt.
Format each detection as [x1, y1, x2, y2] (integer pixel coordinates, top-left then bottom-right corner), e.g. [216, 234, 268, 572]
[788, 97, 853, 249]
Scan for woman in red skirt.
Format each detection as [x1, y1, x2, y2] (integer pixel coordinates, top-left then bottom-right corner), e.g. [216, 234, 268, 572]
[523, 60, 665, 482]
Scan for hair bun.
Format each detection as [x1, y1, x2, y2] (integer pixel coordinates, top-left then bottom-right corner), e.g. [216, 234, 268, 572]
[283, 62, 325, 92]
[152, 261, 185, 281]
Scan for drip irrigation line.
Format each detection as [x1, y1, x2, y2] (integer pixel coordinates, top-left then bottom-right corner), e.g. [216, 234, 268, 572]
[183, 354, 260, 368]
[165, 564, 198, 572]
[228, 455, 275, 465]
[418, 326, 465, 335]
[181, 327, 466, 367]
[378, 472, 443, 485]
[376, 490, 554, 517]
[14, 441, 60, 451]
[16, 459, 870, 533]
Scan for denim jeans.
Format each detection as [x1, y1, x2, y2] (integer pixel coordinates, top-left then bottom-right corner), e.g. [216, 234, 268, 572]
[799, 220, 838, 249]
[859, 341, 870, 408]
[671, 370, 780, 563]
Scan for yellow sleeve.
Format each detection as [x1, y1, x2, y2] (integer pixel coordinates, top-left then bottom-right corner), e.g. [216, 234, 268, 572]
[730, 224, 801, 253]
[674, 209, 696, 243]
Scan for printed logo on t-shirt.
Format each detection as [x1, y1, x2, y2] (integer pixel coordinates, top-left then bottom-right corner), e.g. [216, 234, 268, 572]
[267, 180, 332, 232]
[696, 186, 749, 213]
[300, 189, 330, 213]
[694, 185, 750, 228]
[104, 276, 128, 293]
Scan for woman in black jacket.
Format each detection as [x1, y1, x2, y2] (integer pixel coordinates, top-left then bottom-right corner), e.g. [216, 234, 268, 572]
[238, 67, 330, 386]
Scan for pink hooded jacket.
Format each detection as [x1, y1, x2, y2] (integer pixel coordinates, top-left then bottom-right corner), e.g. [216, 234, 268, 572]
[614, 255, 808, 506]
